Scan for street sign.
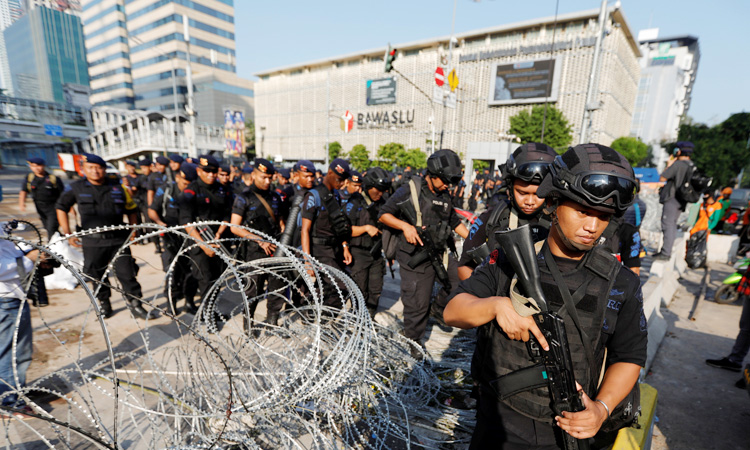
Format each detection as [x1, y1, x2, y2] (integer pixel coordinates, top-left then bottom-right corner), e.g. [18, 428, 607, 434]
[366, 77, 397, 105]
[435, 67, 445, 87]
[43, 124, 63, 137]
[340, 110, 354, 133]
[432, 86, 456, 109]
[448, 69, 459, 92]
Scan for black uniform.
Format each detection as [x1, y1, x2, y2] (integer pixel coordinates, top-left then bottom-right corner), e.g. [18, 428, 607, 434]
[345, 191, 386, 317]
[178, 178, 233, 308]
[301, 184, 350, 307]
[55, 176, 144, 313]
[449, 244, 647, 448]
[379, 177, 461, 342]
[21, 171, 64, 238]
[459, 200, 550, 272]
[149, 182, 198, 311]
[232, 185, 284, 318]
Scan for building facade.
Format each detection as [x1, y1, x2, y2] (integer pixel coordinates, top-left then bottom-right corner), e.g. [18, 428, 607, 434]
[254, 6, 640, 165]
[0, 0, 24, 95]
[4, 5, 89, 103]
[81, 0, 253, 126]
[630, 30, 699, 170]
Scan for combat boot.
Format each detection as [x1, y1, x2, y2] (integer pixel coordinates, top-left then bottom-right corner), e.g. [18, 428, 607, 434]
[265, 313, 279, 327]
[129, 301, 155, 320]
[183, 297, 198, 315]
[98, 299, 113, 318]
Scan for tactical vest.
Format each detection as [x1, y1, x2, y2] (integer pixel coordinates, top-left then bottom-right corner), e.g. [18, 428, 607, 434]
[397, 177, 453, 253]
[475, 244, 620, 423]
[597, 215, 624, 256]
[469, 202, 550, 265]
[26, 173, 58, 203]
[310, 184, 352, 244]
[241, 190, 280, 237]
[72, 177, 132, 242]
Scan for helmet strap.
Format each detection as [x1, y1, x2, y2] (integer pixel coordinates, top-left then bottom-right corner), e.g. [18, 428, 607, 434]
[551, 215, 595, 253]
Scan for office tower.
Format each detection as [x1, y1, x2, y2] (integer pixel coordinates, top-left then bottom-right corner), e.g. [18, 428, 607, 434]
[81, 0, 253, 125]
[3, 5, 89, 102]
[631, 29, 700, 169]
[0, 0, 24, 94]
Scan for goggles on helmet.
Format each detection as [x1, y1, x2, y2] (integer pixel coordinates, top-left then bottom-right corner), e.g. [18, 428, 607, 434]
[506, 153, 552, 184]
[551, 156, 637, 211]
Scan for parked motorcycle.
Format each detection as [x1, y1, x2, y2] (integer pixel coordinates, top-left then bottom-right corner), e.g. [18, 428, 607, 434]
[714, 257, 750, 304]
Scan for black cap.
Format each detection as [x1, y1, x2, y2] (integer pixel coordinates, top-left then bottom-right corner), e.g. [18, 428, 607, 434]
[26, 157, 45, 165]
[138, 158, 152, 166]
[197, 155, 219, 169]
[169, 154, 184, 163]
[329, 158, 350, 178]
[82, 153, 106, 167]
[179, 162, 198, 181]
[348, 170, 362, 183]
[125, 160, 137, 167]
[253, 158, 276, 175]
[675, 141, 694, 155]
[296, 160, 315, 173]
[219, 164, 231, 173]
[155, 155, 170, 165]
[278, 168, 291, 179]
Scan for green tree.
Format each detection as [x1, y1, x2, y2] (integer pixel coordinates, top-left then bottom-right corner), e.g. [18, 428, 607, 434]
[349, 144, 371, 172]
[508, 104, 573, 151]
[376, 142, 404, 169]
[397, 148, 427, 169]
[473, 160, 490, 171]
[668, 113, 750, 187]
[245, 119, 256, 160]
[611, 136, 648, 167]
[327, 141, 345, 161]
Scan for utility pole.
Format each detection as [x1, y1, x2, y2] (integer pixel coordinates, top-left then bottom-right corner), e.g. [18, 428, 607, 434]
[325, 66, 331, 168]
[183, 14, 197, 158]
[439, 0, 458, 151]
[579, 0, 607, 144]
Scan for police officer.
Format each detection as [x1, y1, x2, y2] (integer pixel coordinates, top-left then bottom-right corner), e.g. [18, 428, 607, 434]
[229, 158, 285, 326]
[19, 157, 65, 239]
[55, 153, 152, 319]
[346, 167, 391, 319]
[458, 143, 558, 281]
[444, 144, 647, 448]
[338, 170, 362, 204]
[178, 155, 233, 320]
[147, 156, 169, 207]
[300, 158, 353, 307]
[218, 165, 232, 192]
[379, 149, 469, 349]
[280, 160, 315, 245]
[148, 162, 199, 315]
[123, 160, 139, 197]
[166, 154, 184, 183]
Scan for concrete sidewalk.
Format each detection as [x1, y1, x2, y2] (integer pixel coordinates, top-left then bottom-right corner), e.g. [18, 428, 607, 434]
[645, 261, 750, 450]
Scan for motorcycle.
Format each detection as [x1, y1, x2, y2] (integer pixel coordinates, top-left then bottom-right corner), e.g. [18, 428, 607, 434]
[714, 257, 750, 304]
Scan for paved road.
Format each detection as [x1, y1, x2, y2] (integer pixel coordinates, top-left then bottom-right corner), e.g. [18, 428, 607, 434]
[1, 177, 748, 448]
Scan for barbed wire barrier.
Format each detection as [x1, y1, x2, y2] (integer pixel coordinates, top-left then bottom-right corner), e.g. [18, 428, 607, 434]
[0, 222, 476, 449]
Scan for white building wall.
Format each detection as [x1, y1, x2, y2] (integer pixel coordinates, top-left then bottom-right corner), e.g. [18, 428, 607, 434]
[255, 9, 640, 163]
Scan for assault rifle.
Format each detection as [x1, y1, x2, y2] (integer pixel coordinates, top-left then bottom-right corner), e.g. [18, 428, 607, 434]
[407, 227, 451, 289]
[495, 224, 590, 450]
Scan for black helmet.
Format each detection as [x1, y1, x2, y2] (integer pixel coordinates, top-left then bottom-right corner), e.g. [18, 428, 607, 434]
[427, 149, 462, 185]
[363, 167, 392, 192]
[504, 142, 558, 185]
[536, 144, 637, 215]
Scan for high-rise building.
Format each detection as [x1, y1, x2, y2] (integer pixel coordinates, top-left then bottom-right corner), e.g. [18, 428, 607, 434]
[0, 0, 24, 94]
[81, 0, 253, 126]
[24, 0, 81, 14]
[630, 29, 699, 169]
[3, 5, 89, 102]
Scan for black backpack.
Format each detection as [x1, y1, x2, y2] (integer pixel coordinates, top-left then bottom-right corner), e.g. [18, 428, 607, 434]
[676, 162, 712, 204]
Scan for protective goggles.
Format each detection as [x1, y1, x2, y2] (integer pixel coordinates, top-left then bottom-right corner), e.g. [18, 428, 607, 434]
[551, 156, 637, 210]
[505, 154, 552, 183]
[438, 174, 462, 186]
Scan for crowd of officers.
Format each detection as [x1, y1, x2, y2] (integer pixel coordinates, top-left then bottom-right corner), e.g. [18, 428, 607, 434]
[19, 142, 648, 448]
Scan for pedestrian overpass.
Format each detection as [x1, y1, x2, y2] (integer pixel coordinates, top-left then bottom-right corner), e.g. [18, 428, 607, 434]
[81, 108, 225, 163]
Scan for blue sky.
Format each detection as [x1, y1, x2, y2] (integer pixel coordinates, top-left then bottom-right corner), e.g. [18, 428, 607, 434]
[234, 0, 749, 126]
